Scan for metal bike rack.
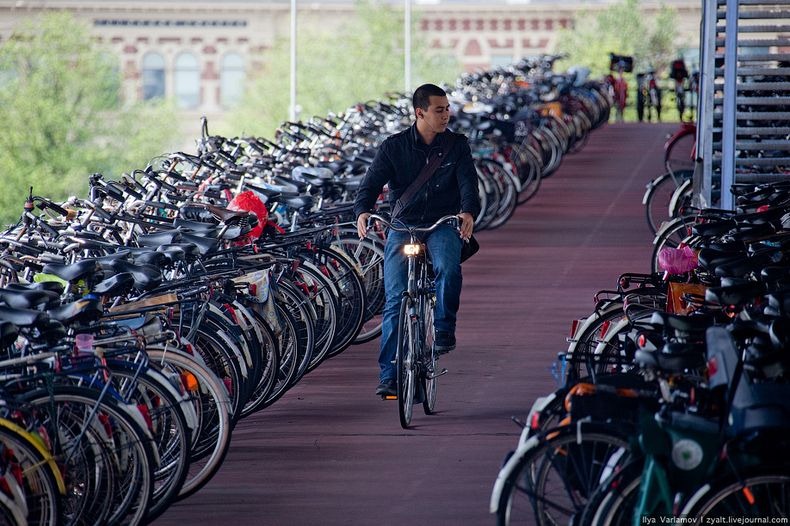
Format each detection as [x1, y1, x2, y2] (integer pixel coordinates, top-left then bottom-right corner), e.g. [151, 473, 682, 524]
[694, 0, 790, 209]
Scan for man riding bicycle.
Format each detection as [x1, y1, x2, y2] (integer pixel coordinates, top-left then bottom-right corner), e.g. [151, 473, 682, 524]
[354, 83, 481, 397]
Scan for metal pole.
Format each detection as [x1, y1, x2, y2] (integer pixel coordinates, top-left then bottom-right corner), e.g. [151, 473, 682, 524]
[289, 0, 297, 121]
[720, 0, 739, 210]
[695, 0, 716, 208]
[404, 0, 411, 93]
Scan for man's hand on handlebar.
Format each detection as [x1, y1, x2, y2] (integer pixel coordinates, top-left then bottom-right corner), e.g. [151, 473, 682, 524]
[458, 212, 474, 241]
[357, 212, 371, 239]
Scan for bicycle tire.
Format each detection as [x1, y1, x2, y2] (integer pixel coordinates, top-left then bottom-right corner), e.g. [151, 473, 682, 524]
[422, 289, 438, 415]
[147, 349, 232, 501]
[21, 386, 156, 526]
[396, 296, 417, 429]
[681, 471, 790, 520]
[105, 360, 191, 521]
[495, 423, 632, 526]
[0, 424, 61, 526]
[331, 235, 386, 344]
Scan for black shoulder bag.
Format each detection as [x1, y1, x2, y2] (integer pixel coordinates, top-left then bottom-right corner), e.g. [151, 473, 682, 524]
[390, 135, 479, 263]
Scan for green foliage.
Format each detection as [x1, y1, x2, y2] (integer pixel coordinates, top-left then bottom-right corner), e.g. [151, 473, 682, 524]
[0, 12, 177, 226]
[221, 0, 458, 138]
[555, 0, 683, 123]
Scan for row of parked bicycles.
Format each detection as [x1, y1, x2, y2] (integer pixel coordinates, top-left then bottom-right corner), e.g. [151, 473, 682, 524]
[491, 164, 790, 522]
[0, 55, 612, 525]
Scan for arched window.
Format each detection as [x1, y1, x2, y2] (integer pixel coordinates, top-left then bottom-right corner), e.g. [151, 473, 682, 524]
[174, 52, 200, 109]
[220, 52, 245, 108]
[141, 52, 165, 100]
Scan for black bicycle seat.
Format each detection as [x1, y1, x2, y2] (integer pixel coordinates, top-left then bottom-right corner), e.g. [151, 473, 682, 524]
[0, 289, 59, 310]
[42, 260, 101, 284]
[48, 298, 103, 325]
[0, 306, 49, 327]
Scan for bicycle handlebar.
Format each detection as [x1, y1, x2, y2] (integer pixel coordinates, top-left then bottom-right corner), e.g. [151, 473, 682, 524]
[367, 213, 460, 235]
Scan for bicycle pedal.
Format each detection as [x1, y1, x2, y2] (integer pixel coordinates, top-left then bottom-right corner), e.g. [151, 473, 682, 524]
[381, 394, 397, 401]
[427, 368, 448, 380]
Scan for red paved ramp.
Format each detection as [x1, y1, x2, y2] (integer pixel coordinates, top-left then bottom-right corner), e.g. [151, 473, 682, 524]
[155, 122, 678, 526]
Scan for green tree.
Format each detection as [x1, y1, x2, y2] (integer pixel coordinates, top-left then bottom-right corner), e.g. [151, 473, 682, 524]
[556, 0, 680, 76]
[221, 0, 458, 138]
[0, 12, 177, 226]
[554, 0, 683, 122]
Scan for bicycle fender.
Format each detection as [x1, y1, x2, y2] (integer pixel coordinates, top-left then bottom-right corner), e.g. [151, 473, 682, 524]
[522, 393, 557, 445]
[489, 434, 542, 514]
[642, 172, 672, 205]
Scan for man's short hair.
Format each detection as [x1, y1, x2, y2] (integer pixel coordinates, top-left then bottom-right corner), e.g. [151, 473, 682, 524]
[412, 83, 447, 111]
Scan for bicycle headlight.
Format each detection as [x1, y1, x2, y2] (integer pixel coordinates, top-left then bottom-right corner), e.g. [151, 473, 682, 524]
[404, 243, 421, 256]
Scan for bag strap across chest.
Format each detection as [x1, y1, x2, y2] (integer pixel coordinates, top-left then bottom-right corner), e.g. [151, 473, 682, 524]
[392, 134, 457, 220]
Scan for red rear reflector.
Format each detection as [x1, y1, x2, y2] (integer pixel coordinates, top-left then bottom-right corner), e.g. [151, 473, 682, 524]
[742, 486, 755, 505]
[638, 334, 647, 348]
[600, 320, 611, 338]
[136, 404, 154, 432]
[570, 319, 580, 338]
[707, 357, 718, 378]
[530, 411, 541, 430]
[757, 205, 770, 213]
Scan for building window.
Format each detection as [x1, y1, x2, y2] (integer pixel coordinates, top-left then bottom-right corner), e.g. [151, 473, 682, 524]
[141, 52, 165, 100]
[174, 52, 200, 109]
[491, 54, 514, 67]
[220, 52, 245, 108]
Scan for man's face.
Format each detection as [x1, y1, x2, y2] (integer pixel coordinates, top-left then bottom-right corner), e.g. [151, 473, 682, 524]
[417, 95, 451, 133]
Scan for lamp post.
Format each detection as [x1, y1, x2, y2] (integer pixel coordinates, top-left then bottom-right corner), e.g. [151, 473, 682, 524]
[404, 0, 411, 93]
[289, 0, 297, 121]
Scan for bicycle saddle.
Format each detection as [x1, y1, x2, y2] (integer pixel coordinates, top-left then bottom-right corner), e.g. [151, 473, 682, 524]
[0, 289, 59, 310]
[179, 232, 220, 256]
[649, 311, 715, 333]
[94, 250, 133, 267]
[283, 196, 314, 211]
[137, 230, 182, 247]
[714, 249, 781, 278]
[173, 218, 221, 237]
[48, 298, 103, 325]
[92, 272, 135, 297]
[635, 342, 706, 373]
[692, 220, 736, 237]
[4, 281, 64, 295]
[109, 260, 162, 290]
[42, 260, 102, 283]
[131, 250, 168, 268]
[0, 306, 49, 327]
[705, 281, 765, 307]
[157, 243, 200, 261]
[203, 203, 253, 223]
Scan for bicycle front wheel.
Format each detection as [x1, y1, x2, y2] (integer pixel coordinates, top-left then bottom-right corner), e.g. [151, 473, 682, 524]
[423, 294, 438, 415]
[397, 296, 417, 428]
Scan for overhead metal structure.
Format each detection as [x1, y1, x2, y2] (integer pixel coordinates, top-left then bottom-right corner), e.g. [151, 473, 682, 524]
[695, 0, 790, 209]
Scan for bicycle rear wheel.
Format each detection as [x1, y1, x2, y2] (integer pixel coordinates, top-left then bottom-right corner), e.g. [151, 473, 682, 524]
[495, 423, 631, 526]
[664, 128, 695, 175]
[682, 471, 790, 520]
[396, 297, 417, 428]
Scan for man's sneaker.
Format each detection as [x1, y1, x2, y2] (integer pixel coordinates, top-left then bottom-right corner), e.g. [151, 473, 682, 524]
[435, 331, 456, 355]
[375, 378, 396, 397]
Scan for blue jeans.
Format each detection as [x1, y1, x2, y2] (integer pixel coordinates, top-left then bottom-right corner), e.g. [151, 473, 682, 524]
[378, 224, 462, 382]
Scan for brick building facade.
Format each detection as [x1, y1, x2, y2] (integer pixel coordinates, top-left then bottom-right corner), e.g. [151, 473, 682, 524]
[0, 0, 701, 123]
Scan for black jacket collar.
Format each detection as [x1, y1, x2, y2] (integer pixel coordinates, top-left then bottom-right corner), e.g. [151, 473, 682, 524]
[409, 123, 450, 151]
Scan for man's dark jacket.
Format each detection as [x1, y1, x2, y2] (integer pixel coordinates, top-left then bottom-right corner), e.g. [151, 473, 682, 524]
[353, 124, 481, 225]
